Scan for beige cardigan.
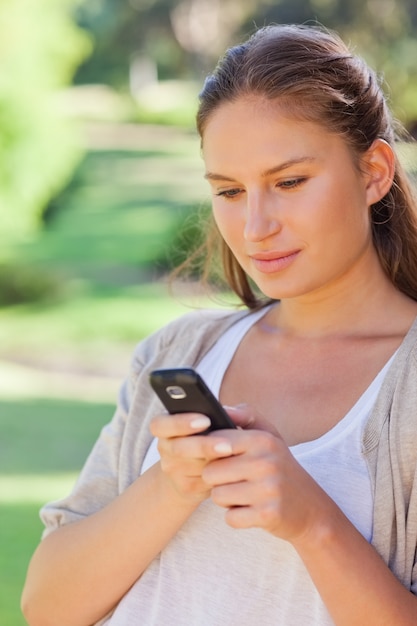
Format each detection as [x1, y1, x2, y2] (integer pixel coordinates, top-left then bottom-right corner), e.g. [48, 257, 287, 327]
[42, 307, 417, 594]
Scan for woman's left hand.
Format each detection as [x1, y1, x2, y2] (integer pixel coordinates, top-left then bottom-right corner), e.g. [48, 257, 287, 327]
[203, 405, 333, 544]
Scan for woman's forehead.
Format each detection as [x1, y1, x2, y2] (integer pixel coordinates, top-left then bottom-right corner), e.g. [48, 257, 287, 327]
[201, 94, 331, 142]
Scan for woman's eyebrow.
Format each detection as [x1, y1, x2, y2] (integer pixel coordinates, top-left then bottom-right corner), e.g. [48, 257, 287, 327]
[204, 156, 316, 182]
[261, 156, 316, 178]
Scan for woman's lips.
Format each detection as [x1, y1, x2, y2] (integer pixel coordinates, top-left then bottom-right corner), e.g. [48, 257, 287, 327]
[250, 250, 300, 273]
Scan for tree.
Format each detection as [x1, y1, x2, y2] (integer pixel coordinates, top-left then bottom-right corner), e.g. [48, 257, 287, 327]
[0, 0, 90, 245]
[74, 0, 417, 126]
[74, 0, 263, 85]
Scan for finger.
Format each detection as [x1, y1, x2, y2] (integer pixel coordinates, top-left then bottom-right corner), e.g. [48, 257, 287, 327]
[157, 459, 212, 503]
[202, 447, 268, 488]
[210, 468, 281, 506]
[150, 413, 212, 438]
[158, 440, 208, 473]
[206, 428, 281, 467]
[210, 481, 250, 508]
[160, 427, 279, 469]
[211, 480, 285, 532]
[224, 505, 269, 530]
[158, 431, 236, 463]
[223, 404, 255, 429]
[225, 506, 252, 529]
[225, 404, 281, 436]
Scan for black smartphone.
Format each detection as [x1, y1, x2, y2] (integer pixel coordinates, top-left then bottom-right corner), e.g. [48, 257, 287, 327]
[149, 367, 237, 433]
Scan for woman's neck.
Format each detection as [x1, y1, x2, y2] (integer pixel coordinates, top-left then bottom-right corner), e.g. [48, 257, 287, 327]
[266, 271, 417, 340]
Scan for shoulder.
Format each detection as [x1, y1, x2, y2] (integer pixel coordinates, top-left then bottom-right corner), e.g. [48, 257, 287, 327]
[368, 318, 417, 587]
[131, 307, 253, 372]
[365, 314, 417, 478]
[392, 316, 417, 401]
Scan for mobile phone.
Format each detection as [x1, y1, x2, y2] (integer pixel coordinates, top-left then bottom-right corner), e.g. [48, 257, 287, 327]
[149, 367, 237, 433]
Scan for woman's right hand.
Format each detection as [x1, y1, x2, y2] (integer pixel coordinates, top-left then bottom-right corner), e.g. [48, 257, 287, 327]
[22, 412, 229, 626]
[150, 412, 234, 503]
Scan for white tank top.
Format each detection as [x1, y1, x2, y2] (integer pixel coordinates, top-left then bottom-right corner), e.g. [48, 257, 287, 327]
[111, 308, 396, 626]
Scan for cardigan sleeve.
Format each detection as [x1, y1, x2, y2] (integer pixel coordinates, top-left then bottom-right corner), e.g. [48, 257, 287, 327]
[366, 339, 417, 594]
[40, 367, 135, 536]
[39, 307, 246, 537]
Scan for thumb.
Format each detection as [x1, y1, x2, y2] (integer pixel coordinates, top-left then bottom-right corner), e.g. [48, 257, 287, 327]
[224, 403, 280, 436]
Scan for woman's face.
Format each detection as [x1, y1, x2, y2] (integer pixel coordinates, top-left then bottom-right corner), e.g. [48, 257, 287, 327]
[202, 97, 382, 302]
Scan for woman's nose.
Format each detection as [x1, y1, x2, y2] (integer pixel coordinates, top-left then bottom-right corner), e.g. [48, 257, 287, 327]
[243, 191, 282, 242]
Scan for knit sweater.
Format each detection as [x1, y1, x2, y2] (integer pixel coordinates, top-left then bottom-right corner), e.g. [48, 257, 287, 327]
[41, 307, 417, 606]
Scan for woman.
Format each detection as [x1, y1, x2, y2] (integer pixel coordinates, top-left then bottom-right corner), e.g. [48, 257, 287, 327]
[22, 24, 417, 625]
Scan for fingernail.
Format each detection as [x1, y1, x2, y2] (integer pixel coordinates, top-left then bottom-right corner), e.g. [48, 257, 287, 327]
[214, 441, 233, 455]
[190, 416, 211, 430]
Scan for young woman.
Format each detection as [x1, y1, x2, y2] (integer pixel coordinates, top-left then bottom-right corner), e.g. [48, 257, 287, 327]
[22, 24, 417, 626]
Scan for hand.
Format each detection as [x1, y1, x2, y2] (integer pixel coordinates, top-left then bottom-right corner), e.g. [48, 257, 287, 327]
[202, 405, 334, 544]
[149, 412, 239, 504]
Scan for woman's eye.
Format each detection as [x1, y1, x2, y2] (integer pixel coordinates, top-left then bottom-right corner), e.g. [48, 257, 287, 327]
[215, 188, 242, 198]
[214, 178, 307, 198]
[278, 177, 307, 189]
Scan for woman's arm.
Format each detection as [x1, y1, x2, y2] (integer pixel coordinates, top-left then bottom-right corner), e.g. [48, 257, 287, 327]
[292, 504, 417, 626]
[21, 462, 200, 626]
[21, 412, 229, 626]
[202, 414, 417, 626]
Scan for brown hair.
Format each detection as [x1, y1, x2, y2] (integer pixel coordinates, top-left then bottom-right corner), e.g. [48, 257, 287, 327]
[190, 24, 417, 307]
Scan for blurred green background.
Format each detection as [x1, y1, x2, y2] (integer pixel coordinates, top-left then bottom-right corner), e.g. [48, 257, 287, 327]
[1, 1, 417, 624]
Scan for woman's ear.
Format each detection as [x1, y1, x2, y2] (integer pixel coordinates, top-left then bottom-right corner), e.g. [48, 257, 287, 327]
[363, 138, 395, 206]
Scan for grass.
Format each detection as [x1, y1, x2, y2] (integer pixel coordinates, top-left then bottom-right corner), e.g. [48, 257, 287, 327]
[0, 397, 115, 626]
[14, 133, 208, 279]
[0, 121, 223, 370]
[0, 504, 44, 626]
[0, 122, 211, 623]
[0, 397, 114, 474]
[0, 282, 232, 379]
